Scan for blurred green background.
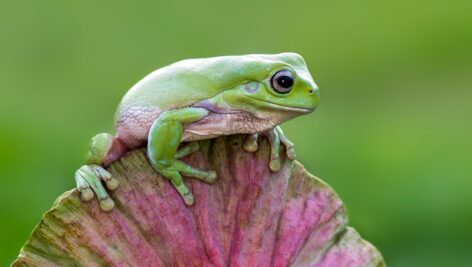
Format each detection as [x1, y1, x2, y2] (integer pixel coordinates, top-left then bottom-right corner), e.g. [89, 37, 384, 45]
[1, 0, 471, 266]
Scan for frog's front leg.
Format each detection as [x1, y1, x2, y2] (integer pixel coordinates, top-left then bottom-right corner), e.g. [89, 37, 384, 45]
[147, 107, 217, 206]
[244, 126, 296, 172]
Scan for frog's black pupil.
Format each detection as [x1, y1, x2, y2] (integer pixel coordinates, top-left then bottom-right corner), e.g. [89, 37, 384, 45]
[277, 76, 293, 88]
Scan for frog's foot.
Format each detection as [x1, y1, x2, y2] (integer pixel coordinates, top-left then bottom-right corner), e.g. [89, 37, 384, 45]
[156, 160, 217, 205]
[275, 126, 296, 160]
[75, 164, 119, 211]
[244, 126, 296, 172]
[170, 143, 217, 205]
[167, 142, 217, 205]
[75, 132, 126, 211]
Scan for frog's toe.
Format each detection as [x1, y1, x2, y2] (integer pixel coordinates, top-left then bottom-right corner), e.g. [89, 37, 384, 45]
[174, 160, 218, 184]
[99, 196, 115, 211]
[205, 170, 218, 184]
[266, 129, 282, 172]
[75, 168, 95, 201]
[105, 178, 119, 191]
[192, 168, 217, 184]
[164, 169, 196, 206]
[91, 164, 119, 191]
[175, 142, 200, 158]
[81, 188, 95, 202]
[269, 159, 281, 172]
[275, 126, 296, 161]
[183, 192, 195, 206]
[244, 134, 259, 152]
[286, 146, 296, 161]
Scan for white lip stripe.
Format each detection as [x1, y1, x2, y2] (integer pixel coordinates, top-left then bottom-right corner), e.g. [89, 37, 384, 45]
[247, 96, 313, 113]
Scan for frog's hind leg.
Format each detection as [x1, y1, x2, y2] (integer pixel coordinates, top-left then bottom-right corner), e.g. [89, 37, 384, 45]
[75, 133, 127, 211]
[147, 107, 217, 206]
[75, 164, 117, 211]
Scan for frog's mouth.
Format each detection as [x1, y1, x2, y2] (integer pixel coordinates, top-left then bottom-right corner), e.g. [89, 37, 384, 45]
[192, 97, 313, 115]
[246, 96, 314, 113]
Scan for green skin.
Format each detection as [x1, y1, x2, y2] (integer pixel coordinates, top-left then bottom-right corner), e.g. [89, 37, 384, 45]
[75, 52, 320, 211]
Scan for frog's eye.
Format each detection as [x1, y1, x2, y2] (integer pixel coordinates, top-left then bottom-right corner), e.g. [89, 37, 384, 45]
[271, 70, 294, 94]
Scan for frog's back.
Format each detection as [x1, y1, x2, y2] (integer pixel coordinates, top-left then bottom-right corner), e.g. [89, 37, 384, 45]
[115, 53, 298, 148]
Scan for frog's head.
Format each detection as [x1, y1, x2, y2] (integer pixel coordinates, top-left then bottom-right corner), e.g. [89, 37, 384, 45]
[217, 52, 319, 123]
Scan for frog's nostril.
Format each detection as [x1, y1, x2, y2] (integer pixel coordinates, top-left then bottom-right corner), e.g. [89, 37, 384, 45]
[308, 89, 314, 94]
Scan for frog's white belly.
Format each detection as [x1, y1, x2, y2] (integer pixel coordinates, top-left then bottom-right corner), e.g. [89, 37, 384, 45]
[115, 106, 279, 148]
